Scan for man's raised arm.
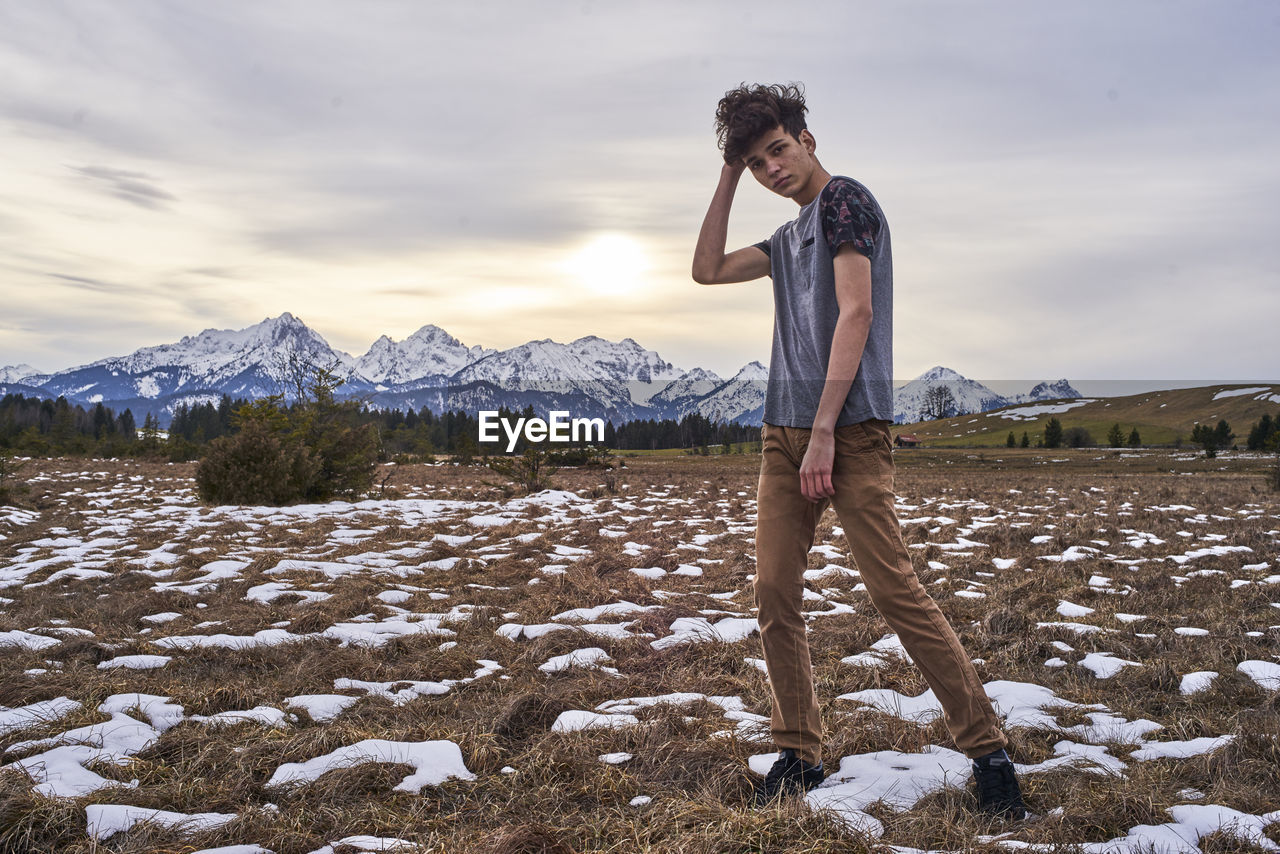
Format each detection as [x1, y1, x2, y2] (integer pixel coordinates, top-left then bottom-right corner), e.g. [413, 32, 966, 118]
[692, 163, 771, 285]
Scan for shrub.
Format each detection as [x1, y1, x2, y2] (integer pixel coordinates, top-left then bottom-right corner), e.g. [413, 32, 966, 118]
[196, 420, 320, 505]
[166, 435, 202, 462]
[194, 365, 380, 506]
[547, 446, 592, 466]
[487, 447, 557, 494]
[548, 445, 615, 468]
[453, 432, 479, 465]
[290, 383, 381, 499]
[1063, 426, 1095, 448]
[0, 451, 30, 506]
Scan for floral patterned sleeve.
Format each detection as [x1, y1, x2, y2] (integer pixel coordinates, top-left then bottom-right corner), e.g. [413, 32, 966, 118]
[821, 178, 880, 258]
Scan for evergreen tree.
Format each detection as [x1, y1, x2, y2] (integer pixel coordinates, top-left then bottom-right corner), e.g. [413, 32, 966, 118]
[51, 398, 77, 447]
[1107, 423, 1125, 448]
[38, 398, 55, 434]
[196, 363, 379, 504]
[1128, 427, 1141, 447]
[1214, 419, 1234, 450]
[118, 408, 137, 441]
[169, 403, 191, 439]
[1246, 414, 1277, 451]
[217, 394, 233, 433]
[1006, 431, 1016, 448]
[454, 431, 478, 464]
[1020, 431, 1030, 448]
[1044, 417, 1063, 449]
[1191, 423, 1218, 458]
[139, 412, 163, 455]
[91, 402, 114, 439]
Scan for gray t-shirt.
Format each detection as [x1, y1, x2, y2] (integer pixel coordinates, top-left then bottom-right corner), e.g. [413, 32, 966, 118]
[754, 175, 894, 428]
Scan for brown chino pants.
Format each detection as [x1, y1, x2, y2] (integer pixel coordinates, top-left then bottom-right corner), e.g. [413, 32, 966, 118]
[754, 419, 1008, 767]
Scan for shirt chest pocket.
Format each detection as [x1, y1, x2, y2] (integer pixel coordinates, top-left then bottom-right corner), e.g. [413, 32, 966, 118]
[787, 236, 820, 293]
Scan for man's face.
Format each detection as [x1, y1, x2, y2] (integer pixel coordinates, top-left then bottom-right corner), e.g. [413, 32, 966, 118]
[741, 126, 818, 200]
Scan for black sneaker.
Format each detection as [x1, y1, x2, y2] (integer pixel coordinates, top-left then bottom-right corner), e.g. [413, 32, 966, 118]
[972, 749, 1028, 820]
[752, 749, 824, 807]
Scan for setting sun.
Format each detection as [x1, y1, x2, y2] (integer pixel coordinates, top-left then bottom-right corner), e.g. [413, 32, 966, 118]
[562, 233, 649, 296]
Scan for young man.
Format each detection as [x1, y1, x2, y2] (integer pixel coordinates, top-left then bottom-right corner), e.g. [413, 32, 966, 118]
[692, 83, 1027, 818]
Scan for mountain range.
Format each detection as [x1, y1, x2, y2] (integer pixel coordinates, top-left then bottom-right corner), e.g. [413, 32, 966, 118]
[0, 314, 1079, 427]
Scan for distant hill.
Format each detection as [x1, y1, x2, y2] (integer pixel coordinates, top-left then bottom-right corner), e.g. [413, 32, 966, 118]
[891, 366, 1081, 424]
[897, 384, 1280, 447]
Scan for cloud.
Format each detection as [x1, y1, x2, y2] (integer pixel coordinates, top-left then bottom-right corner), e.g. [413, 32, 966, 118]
[375, 286, 446, 299]
[0, 1, 1276, 383]
[46, 272, 131, 293]
[184, 267, 244, 279]
[68, 165, 178, 210]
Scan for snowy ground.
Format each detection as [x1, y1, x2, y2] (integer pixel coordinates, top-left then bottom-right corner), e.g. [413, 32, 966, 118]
[1, 453, 1278, 853]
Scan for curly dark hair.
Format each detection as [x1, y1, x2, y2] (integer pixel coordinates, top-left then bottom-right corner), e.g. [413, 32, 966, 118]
[714, 82, 809, 164]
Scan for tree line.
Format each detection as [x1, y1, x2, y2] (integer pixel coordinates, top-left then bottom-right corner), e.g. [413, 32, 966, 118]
[0, 392, 760, 459]
[1003, 418, 1142, 449]
[998, 414, 1280, 453]
[7, 390, 1277, 462]
[0, 394, 140, 457]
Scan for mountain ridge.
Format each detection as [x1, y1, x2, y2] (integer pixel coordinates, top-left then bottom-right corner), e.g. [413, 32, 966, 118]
[2, 314, 1078, 428]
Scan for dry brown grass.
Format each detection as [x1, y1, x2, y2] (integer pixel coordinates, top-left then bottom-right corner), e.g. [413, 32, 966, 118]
[0, 450, 1277, 852]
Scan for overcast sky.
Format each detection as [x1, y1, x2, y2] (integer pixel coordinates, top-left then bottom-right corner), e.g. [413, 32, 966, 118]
[2, 0, 1277, 395]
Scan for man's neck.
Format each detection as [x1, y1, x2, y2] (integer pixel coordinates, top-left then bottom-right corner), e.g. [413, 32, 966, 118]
[793, 166, 833, 207]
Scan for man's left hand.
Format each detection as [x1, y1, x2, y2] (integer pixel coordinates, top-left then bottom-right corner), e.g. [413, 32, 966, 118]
[799, 430, 836, 502]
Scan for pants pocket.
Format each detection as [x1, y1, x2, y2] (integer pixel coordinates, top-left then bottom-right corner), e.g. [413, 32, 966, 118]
[834, 421, 875, 453]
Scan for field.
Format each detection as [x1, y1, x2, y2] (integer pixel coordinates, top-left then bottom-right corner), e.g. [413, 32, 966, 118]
[1, 450, 1278, 853]
[899, 383, 1280, 448]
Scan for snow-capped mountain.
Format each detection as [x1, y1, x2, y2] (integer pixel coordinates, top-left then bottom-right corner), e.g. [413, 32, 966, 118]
[5, 316, 1075, 430]
[447, 336, 683, 420]
[894, 366, 1005, 424]
[0, 364, 41, 384]
[1022, 379, 1081, 402]
[355, 325, 495, 387]
[649, 367, 726, 417]
[90, 312, 353, 382]
[34, 313, 366, 413]
[893, 367, 1080, 424]
[455, 336, 680, 389]
[693, 361, 768, 425]
[4, 315, 764, 426]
